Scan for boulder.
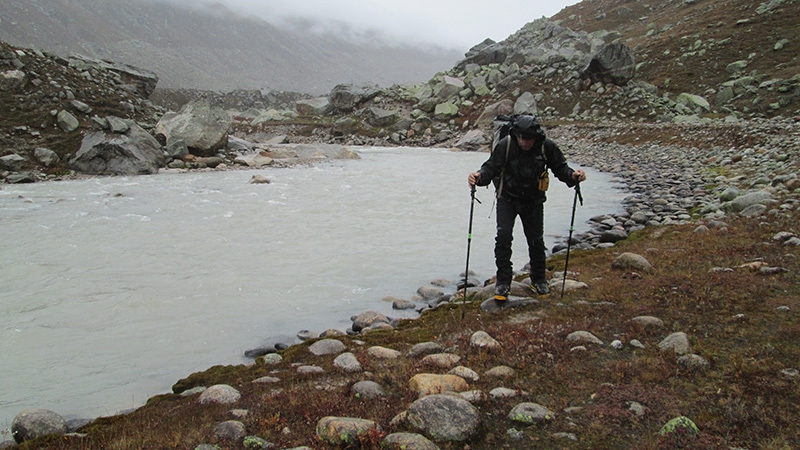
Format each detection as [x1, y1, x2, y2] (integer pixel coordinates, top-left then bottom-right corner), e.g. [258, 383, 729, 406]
[34, 148, 60, 167]
[405, 394, 481, 442]
[1, 69, 27, 91]
[11, 408, 67, 443]
[409, 374, 469, 397]
[57, 110, 80, 132]
[316, 417, 380, 446]
[455, 129, 490, 151]
[0, 153, 26, 172]
[155, 100, 231, 157]
[365, 107, 396, 127]
[328, 83, 382, 112]
[382, 432, 438, 450]
[611, 252, 653, 272]
[70, 122, 165, 175]
[198, 384, 241, 405]
[580, 42, 636, 86]
[296, 97, 332, 116]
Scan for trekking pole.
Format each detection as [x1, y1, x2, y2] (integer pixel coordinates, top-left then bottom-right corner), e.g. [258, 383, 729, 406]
[561, 181, 583, 299]
[462, 184, 480, 318]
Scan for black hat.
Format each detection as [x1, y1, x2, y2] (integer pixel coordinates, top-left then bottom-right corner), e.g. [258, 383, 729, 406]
[511, 115, 544, 140]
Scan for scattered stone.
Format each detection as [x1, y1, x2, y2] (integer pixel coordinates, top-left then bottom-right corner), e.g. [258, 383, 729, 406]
[421, 353, 461, 369]
[658, 332, 692, 355]
[333, 352, 362, 372]
[352, 380, 386, 399]
[316, 416, 381, 446]
[677, 354, 711, 370]
[214, 420, 246, 441]
[308, 339, 345, 356]
[367, 345, 402, 359]
[508, 402, 555, 424]
[470, 331, 501, 349]
[409, 374, 469, 397]
[381, 432, 439, 450]
[198, 385, 241, 405]
[612, 253, 653, 272]
[405, 394, 482, 442]
[566, 330, 604, 346]
[484, 365, 516, 378]
[408, 342, 443, 357]
[449, 366, 480, 382]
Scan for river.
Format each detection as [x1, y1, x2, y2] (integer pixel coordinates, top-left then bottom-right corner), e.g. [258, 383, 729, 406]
[0, 146, 627, 438]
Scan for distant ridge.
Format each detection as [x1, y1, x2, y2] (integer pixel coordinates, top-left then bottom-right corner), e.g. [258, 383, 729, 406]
[0, 0, 463, 94]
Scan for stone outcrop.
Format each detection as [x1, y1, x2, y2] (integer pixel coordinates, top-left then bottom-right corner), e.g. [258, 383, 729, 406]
[70, 121, 165, 175]
[155, 99, 231, 157]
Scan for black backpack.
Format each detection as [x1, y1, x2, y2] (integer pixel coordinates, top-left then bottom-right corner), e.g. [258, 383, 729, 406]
[490, 114, 549, 197]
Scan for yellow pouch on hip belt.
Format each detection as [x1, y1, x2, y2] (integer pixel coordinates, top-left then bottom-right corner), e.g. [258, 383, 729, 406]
[538, 171, 549, 191]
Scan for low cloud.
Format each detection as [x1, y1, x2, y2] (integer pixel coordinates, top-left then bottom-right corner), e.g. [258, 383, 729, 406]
[161, 0, 576, 51]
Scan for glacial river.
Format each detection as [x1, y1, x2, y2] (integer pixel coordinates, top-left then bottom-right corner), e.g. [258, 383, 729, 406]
[0, 146, 627, 438]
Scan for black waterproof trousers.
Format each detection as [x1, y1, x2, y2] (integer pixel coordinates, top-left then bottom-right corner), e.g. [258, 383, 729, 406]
[495, 196, 546, 286]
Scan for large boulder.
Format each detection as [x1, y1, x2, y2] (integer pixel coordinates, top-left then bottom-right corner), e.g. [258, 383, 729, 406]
[580, 42, 636, 86]
[328, 83, 382, 112]
[155, 100, 231, 157]
[70, 122, 165, 175]
[11, 408, 67, 443]
[457, 39, 508, 70]
[405, 394, 481, 442]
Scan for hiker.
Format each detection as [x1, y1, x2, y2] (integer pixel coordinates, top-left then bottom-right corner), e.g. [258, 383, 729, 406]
[467, 114, 586, 300]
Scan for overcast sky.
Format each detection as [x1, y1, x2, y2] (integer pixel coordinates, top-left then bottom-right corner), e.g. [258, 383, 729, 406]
[190, 0, 581, 51]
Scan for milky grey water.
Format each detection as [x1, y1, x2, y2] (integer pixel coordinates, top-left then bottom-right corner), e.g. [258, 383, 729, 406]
[0, 146, 626, 436]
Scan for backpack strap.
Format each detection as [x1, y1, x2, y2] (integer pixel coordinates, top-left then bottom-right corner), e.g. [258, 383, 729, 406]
[496, 136, 511, 198]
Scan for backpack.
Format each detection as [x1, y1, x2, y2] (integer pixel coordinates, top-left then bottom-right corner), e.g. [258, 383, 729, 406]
[491, 114, 549, 198]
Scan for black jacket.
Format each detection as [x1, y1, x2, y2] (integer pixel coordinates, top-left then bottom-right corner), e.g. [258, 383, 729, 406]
[476, 136, 576, 202]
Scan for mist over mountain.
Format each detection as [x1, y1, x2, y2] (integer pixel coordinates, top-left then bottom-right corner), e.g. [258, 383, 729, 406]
[0, 0, 464, 94]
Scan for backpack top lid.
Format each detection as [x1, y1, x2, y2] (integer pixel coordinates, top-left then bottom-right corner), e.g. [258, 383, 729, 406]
[511, 114, 545, 140]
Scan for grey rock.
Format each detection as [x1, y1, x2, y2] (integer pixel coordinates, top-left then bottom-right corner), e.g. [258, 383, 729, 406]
[508, 402, 555, 424]
[11, 408, 67, 443]
[34, 147, 60, 167]
[214, 420, 246, 441]
[611, 253, 653, 272]
[658, 332, 692, 355]
[382, 432, 439, 450]
[70, 122, 164, 175]
[352, 380, 385, 399]
[352, 310, 390, 331]
[0, 153, 26, 172]
[308, 339, 346, 356]
[334, 352, 362, 373]
[406, 394, 482, 442]
[57, 110, 80, 132]
[316, 416, 381, 446]
[566, 330, 604, 346]
[155, 100, 231, 157]
[408, 342, 444, 358]
[580, 42, 636, 86]
[198, 384, 241, 405]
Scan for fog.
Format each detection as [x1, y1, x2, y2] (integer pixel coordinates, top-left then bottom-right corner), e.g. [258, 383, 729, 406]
[164, 0, 580, 51]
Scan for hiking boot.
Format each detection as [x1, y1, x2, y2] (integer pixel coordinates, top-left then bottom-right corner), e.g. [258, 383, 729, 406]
[532, 280, 550, 295]
[494, 283, 510, 301]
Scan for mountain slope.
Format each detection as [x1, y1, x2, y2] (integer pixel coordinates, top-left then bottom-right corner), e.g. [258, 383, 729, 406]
[0, 0, 463, 94]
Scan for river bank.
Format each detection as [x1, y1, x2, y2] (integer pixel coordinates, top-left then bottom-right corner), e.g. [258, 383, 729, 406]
[6, 117, 800, 449]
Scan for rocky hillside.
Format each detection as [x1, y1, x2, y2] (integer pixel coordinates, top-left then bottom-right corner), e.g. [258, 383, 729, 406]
[1, 0, 799, 182]
[0, 0, 461, 93]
